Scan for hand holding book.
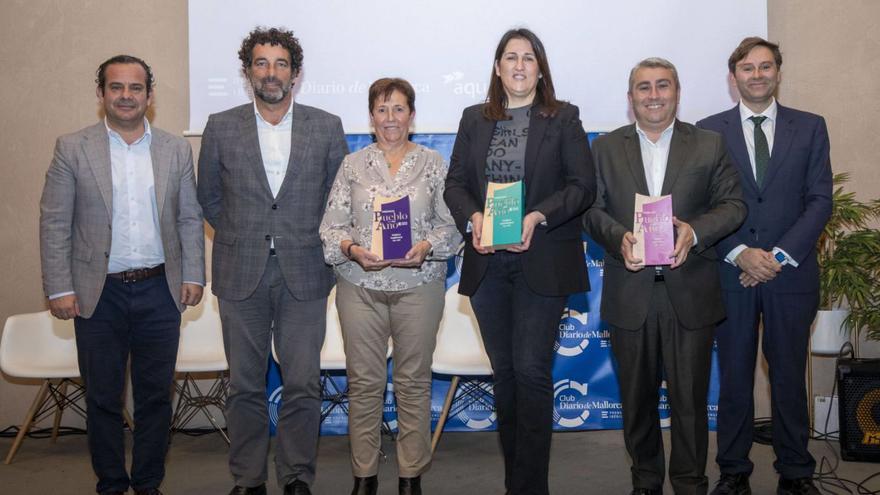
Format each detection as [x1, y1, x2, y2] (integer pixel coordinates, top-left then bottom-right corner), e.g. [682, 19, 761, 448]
[391, 240, 433, 268]
[620, 231, 645, 272]
[669, 216, 695, 269]
[506, 211, 546, 253]
[342, 241, 392, 272]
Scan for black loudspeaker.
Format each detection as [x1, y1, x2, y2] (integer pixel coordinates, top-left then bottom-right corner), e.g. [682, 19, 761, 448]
[837, 358, 880, 462]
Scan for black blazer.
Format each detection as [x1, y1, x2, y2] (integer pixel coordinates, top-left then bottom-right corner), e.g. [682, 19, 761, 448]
[444, 102, 596, 296]
[582, 121, 747, 330]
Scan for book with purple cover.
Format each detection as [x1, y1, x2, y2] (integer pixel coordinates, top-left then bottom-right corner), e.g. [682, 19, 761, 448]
[370, 195, 412, 261]
[633, 194, 674, 266]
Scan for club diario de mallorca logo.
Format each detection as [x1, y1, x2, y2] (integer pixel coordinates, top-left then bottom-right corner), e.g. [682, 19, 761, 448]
[553, 379, 591, 428]
[455, 381, 497, 430]
[555, 308, 590, 357]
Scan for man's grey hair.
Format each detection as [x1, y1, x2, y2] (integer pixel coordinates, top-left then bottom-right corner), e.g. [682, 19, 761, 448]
[628, 57, 680, 92]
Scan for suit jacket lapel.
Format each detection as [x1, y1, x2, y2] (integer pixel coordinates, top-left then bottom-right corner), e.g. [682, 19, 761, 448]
[660, 120, 690, 195]
[720, 106, 758, 194]
[277, 104, 311, 199]
[150, 131, 170, 220]
[240, 105, 274, 197]
[764, 105, 794, 191]
[82, 123, 113, 218]
[622, 125, 650, 195]
[523, 106, 548, 188]
[472, 114, 495, 202]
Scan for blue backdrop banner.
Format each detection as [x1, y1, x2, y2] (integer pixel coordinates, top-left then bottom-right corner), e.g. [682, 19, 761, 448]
[266, 133, 720, 436]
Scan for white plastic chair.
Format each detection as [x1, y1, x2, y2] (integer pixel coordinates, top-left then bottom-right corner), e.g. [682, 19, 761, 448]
[171, 284, 229, 444]
[0, 311, 86, 463]
[430, 283, 494, 452]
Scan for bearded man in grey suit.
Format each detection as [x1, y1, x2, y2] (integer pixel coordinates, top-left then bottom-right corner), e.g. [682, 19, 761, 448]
[40, 55, 205, 495]
[197, 27, 348, 495]
[583, 58, 746, 495]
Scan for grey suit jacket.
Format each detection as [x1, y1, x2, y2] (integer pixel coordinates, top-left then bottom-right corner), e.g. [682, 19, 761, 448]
[40, 122, 206, 318]
[197, 103, 349, 301]
[583, 120, 746, 330]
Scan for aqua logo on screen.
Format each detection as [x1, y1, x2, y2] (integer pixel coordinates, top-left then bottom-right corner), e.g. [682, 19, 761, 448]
[455, 382, 497, 430]
[553, 379, 591, 428]
[268, 385, 283, 428]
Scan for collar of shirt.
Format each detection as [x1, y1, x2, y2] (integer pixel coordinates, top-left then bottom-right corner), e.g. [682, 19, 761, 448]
[253, 99, 294, 129]
[104, 117, 152, 147]
[738, 97, 778, 125]
[635, 120, 675, 147]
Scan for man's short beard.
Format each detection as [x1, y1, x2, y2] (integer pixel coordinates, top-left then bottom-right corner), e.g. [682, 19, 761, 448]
[252, 77, 291, 104]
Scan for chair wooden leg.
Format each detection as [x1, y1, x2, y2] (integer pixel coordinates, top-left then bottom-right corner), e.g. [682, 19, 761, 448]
[5, 380, 50, 464]
[431, 376, 460, 453]
[50, 380, 67, 443]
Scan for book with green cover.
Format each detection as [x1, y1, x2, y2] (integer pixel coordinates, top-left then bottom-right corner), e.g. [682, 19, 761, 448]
[481, 181, 524, 249]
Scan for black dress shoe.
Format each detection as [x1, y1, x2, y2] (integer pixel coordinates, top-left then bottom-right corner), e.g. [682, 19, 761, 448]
[630, 489, 661, 495]
[399, 476, 421, 495]
[352, 475, 378, 495]
[284, 479, 312, 495]
[711, 473, 751, 495]
[777, 477, 820, 495]
[228, 484, 267, 495]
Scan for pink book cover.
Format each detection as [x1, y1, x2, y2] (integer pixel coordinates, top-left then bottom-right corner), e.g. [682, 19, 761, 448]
[633, 194, 674, 266]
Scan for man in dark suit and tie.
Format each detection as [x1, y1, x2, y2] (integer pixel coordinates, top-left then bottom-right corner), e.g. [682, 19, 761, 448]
[697, 37, 832, 495]
[197, 27, 348, 495]
[583, 58, 746, 495]
[40, 55, 205, 495]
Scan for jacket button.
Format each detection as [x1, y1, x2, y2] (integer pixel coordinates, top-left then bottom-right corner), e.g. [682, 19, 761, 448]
[272, 204, 278, 210]
[749, 228, 756, 234]
[104, 252, 109, 258]
[265, 234, 272, 240]
[757, 197, 763, 203]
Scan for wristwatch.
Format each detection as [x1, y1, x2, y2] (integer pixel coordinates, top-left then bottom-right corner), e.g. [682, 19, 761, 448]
[774, 251, 788, 266]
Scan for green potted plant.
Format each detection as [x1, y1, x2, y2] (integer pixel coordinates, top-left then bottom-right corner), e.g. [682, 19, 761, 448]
[812, 172, 880, 354]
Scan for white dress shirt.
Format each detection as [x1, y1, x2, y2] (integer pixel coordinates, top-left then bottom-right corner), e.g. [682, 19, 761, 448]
[725, 98, 797, 267]
[635, 120, 675, 197]
[107, 118, 165, 273]
[254, 100, 293, 198]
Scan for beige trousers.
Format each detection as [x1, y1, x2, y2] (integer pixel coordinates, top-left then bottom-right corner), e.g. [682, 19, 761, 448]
[335, 277, 445, 477]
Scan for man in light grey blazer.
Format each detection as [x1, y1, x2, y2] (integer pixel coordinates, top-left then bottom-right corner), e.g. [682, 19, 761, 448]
[40, 55, 205, 495]
[197, 27, 348, 495]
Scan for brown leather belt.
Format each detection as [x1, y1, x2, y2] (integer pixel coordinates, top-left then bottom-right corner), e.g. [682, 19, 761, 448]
[108, 264, 165, 283]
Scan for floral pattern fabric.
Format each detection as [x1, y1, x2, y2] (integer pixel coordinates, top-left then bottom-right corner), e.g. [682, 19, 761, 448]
[319, 143, 461, 291]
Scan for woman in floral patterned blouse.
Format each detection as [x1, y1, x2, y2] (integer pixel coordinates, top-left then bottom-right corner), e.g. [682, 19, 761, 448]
[319, 78, 460, 495]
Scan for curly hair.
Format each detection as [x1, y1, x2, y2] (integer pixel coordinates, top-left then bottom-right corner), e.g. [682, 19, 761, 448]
[96, 55, 155, 96]
[238, 26, 304, 74]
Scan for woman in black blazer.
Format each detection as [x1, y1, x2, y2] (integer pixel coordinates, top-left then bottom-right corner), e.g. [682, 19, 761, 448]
[443, 28, 596, 495]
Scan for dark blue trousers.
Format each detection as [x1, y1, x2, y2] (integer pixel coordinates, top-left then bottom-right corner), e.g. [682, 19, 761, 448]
[715, 286, 817, 479]
[468, 252, 567, 495]
[74, 275, 180, 493]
